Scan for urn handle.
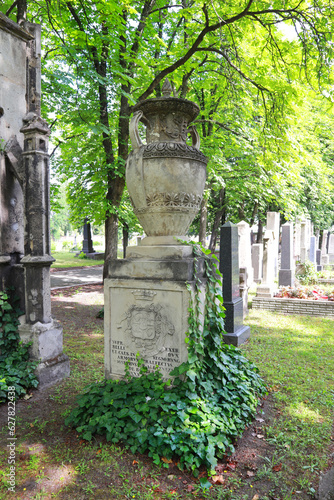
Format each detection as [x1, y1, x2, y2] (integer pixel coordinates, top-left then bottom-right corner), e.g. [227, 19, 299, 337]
[187, 125, 200, 150]
[129, 110, 144, 150]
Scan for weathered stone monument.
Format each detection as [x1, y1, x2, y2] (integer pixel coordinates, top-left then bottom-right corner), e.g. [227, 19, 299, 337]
[255, 230, 276, 298]
[293, 220, 301, 263]
[237, 221, 254, 285]
[0, 14, 69, 386]
[266, 212, 280, 277]
[279, 222, 295, 287]
[251, 243, 263, 283]
[316, 249, 322, 272]
[219, 222, 250, 346]
[300, 219, 311, 263]
[309, 235, 317, 267]
[328, 234, 334, 264]
[104, 81, 208, 379]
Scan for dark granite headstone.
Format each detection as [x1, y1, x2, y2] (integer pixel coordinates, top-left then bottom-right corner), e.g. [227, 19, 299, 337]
[219, 222, 250, 346]
[316, 249, 322, 272]
[82, 218, 94, 254]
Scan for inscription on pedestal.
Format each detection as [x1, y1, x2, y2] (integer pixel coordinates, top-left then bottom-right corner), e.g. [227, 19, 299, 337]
[105, 279, 189, 380]
[112, 340, 180, 377]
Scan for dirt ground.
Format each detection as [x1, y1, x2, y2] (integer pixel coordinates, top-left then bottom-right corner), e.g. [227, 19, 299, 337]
[0, 284, 329, 499]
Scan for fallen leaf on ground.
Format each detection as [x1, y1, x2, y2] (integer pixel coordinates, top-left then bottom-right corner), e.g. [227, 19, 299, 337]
[211, 475, 225, 485]
[167, 475, 175, 480]
[187, 484, 195, 492]
[161, 457, 173, 464]
[257, 434, 265, 439]
[24, 394, 33, 400]
[272, 463, 282, 472]
[252, 495, 260, 500]
[132, 460, 138, 465]
[246, 471, 255, 477]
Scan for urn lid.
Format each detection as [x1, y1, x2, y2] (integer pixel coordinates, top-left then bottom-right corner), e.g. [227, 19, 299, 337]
[133, 79, 199, 123]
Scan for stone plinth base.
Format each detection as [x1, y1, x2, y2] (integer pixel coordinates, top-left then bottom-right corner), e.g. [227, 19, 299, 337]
[329, 254, 334, 264]
[222, 297, 250, 346]
[223, 325, 250, 346]
[104, 245, 205, 380]
[19, 319, 70, 387]
[278, 269, 295, 287]
[256, 284, 275, 298]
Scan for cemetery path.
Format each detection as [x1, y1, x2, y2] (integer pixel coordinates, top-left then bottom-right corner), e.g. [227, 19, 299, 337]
[50, 265, 103, 289]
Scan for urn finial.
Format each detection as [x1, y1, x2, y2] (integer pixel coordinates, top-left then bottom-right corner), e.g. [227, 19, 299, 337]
[161, 78, 172, 97]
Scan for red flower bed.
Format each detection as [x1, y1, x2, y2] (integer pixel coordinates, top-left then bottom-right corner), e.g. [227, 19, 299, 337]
[275, 285, 334, 301]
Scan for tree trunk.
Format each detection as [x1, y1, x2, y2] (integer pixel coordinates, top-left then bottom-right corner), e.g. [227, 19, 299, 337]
[122, 223, 129, 258]
[209, 187, 225, 252]
[256, 218, 263, 243]
[198, 196, 208, 246]
[104, 213, 119, 279]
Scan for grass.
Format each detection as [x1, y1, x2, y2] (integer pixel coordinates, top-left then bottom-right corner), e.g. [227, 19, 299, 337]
[51, 251, 105, 268]
[0, 286, 333, 499]
[242, 310, 334, 495]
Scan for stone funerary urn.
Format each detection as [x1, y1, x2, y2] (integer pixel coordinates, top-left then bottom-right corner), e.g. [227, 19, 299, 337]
[104, 80, 208, 380]
[126, 79, 208, 241]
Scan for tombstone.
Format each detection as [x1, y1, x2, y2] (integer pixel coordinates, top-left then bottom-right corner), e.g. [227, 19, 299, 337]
[256, 230, 276, 297]
[328, 234, 334, 264]
[266, 212, 280, 277]
[316, 250, 322, 272]
[0, 14, 69, 386]
[309, 236, 317, 267]
[219, 222, 250, 346]
[237, 221, 254, 285]
[327, 232, 331, 254]
[104, 82, 209, 379]
[251, 243, 263, 283]
[293, 221, 301, 263]
[82, 218, 94, 254]
[279, 222, 295, 287]
[322, 254, 330, 267]
[321, 230, 328, 254]
[300, 219, 310, 263]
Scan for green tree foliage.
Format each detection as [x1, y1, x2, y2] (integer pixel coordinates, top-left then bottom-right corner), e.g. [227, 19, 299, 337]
[2, 0, 334, 259]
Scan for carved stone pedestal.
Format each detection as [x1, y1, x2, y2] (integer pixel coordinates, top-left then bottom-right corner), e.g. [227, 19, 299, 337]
[104, 245, 205, 380]
[19, 319, 70, 387]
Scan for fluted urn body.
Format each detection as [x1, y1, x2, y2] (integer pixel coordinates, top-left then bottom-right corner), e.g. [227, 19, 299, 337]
[126, 92, 208, 239]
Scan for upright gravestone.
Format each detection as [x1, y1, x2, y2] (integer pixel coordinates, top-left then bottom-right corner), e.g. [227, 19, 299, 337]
[0, 14, 69, 386]
[266, 212, 280, 277]
[219, 222, 250, 346]
[322, 230, 328, 254]
[293, 221, 301, 263]
[321, 230, 330, 266]
[82, 218, 94, 254]
[279, 222, 295, 287]
[309, 235, 317, 267]
[316, 250, 322, 272]
[328, 234, 334, 264]
[300, 219, 310, 263]
[256, 230, 276, 297]
[237, 220, 253, 284]
[251, 243, 263, 283]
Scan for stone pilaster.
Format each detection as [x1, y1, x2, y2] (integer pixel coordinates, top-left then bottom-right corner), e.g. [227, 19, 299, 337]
[19, 113, 70, 386]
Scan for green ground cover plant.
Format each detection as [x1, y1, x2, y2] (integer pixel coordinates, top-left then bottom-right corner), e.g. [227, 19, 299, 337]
[51, 251, 104, 268]
[0, 284, 333, 498]
[65, 249, 266, 474]
[0, 291, 38, 403]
